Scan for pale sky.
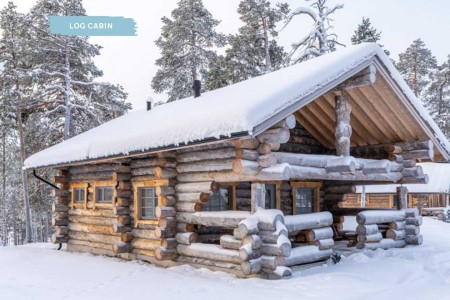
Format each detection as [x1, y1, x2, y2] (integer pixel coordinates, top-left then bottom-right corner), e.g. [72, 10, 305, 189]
[4, 0, 450, 110]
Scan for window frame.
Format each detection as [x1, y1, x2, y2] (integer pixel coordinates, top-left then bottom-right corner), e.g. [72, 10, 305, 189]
[209, 182, 238, 211]
[132, 180, 168, 226]
[291, 182, 322, 215]
[139, 187, 158, 220]
[70, 183, 88, 209]
[91, 181, 117, 209]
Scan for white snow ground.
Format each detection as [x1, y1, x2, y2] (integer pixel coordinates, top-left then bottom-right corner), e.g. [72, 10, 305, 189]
[1, 218, 450, 300]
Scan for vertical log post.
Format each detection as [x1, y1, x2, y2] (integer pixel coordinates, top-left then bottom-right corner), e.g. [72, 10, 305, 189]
[397, 186, 408, 210]
[335, 95, 352, 157]
[251, 183, 266, 213]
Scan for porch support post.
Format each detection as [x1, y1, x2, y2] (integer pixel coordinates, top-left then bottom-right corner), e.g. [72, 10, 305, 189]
[335, 95, 352, 157]
[396, 186, 408, 210]
[251, 183, 266, 213]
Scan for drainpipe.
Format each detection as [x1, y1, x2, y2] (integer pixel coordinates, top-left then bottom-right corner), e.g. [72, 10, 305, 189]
[32, 170, 62, 250]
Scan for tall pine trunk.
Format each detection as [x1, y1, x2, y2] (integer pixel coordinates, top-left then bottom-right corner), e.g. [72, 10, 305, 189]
[262, 17, 272, 73]
[16, 108, 32, 244]
[1, 128, 6, 245]
[63, 39, 72, 140]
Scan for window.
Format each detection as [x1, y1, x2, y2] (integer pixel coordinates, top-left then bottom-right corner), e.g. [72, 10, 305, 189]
[204, 187, 231, 211]
[70, 183, 88, 209]
[132, 180, 168, 226]
[291, 182, 322, 215]
[74, 188, 85, 203]
[96, 186, 113, 203]
[140, 187, 158, 220]
[265, 185, 276, 209]
[294, 188, 314, 214]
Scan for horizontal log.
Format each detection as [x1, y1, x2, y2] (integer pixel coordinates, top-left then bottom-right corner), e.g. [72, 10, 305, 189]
[112, 172, 131, 181]
[356, 210, 405, 225]
[178, 211, 250, 228]
[257, 154, 277, 168]
[177, 148, 256, 163]
[177, 222, 195, 233]
[132, 238, 160, 251]
[334, 64, 376, 90]
[402, 166, 423, 177]
[117, 215, 132, 226]
[52, 218, 69, 227]
[260, 237, 291, 257]
[241, 258, 262, 276]
[68, 239, 114, 252]
[155, 227, 176, 239]
[360, 238, 406, 250]
[52, 203, 69, 213]
[405, 216, 423, 226]
[177, 255, 241, 271]
[68, 208, 115, 218]
[132, 248, 155, 257]
[161, 238, 177, 249]
[305, 227, 334, 242]
[309, 238, 335, 250]
[131, 229, 158, 240]
[405, 234, 423, 245]
[69, 164, 130, 174]
[386, 229, 406, 241]
[357, 232, 383, 243]
[402, 149, 434, 160]
[157, 217, 176, 229]
[69, 215, 116, 226]
[284, 212, 333, 232]
[220, 235, 242, 250]
[242, 235, 262, 250]
[403, 160, 416, 168]
[70, 172, 113, 181]
[360, 160, 391, 174]
[399, 175, 429, 184]
[325, 185, 356, 194]
[257, 128, 290, 144]
[388, 221, 406, 230]
[69, 230, 122, 244]
[130, 158, 167, 168]
[113, 206, 130, 216]
[155, 186, 176, 196]
[177, 159, 234, 173]
[155, 206, 177, 218]
[51, 234, 69, 244]
[271, 115, 296, 130]
[177, 244, 241, 264]
[175, 202, 203, 213]
[233, 138, 260, 150]
[121, 232, 133, 243]
[356, 224, 379, 235]
[239, 243, 262, 261]
[155, 247, 178, 260]
[175, 182, 211, 193]
[68, 223, 114, 235]
[176, 232, 199, 245]
[325, 156, 356, 173]
[261, 255, 284, 270]
[282, 246, 332, 267]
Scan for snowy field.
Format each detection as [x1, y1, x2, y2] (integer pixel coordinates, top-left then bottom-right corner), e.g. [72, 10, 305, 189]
[1, 218, 450, 300]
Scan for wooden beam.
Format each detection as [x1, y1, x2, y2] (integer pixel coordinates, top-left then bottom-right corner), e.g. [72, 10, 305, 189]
[334, 65, 376, 91]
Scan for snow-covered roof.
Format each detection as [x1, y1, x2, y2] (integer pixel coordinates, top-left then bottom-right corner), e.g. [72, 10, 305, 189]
[356, 163, 450, 194]
[24, 43, 450, 169]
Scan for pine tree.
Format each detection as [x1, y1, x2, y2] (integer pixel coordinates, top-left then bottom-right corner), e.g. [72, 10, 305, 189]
[397, 39, 437, 98]
[0, 1, 34, 243]
[284, 0, 344, 64]
[28, 0, 131, 141]
[351, 17, 390, 56]
[206, 0, 289, 90]
[424, 55, 450, 137]
[151, 0, 226, 102]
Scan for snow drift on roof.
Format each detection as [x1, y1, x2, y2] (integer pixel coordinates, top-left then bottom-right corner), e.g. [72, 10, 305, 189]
[356, 163, 450, 194]
[24, 43, 450, 169]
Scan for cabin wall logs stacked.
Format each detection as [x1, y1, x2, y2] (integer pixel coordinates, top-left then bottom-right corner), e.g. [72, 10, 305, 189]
[355, 209, 423, 249]
[62, 162, 132, 256]
[130, 154, 178, 262]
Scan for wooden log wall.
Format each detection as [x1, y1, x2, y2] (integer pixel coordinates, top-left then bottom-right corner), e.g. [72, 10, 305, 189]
[355, 209, 423, 249]
[279, 123, 326, 155]
[130, 153, 178, 262]
[51, 169, 70, 244]
[62, 162, 132, 257]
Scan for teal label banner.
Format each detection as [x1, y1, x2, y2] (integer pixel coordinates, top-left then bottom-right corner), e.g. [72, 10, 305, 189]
[49, 16, 137, 36]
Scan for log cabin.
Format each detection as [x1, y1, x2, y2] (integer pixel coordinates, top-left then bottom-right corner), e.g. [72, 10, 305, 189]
[25, 43, 450, 278]
[341, 163, 450, 214]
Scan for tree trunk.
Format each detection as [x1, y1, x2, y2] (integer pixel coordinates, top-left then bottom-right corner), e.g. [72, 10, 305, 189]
[64, 38, 72, 140]
[16, 109, 32, 244]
